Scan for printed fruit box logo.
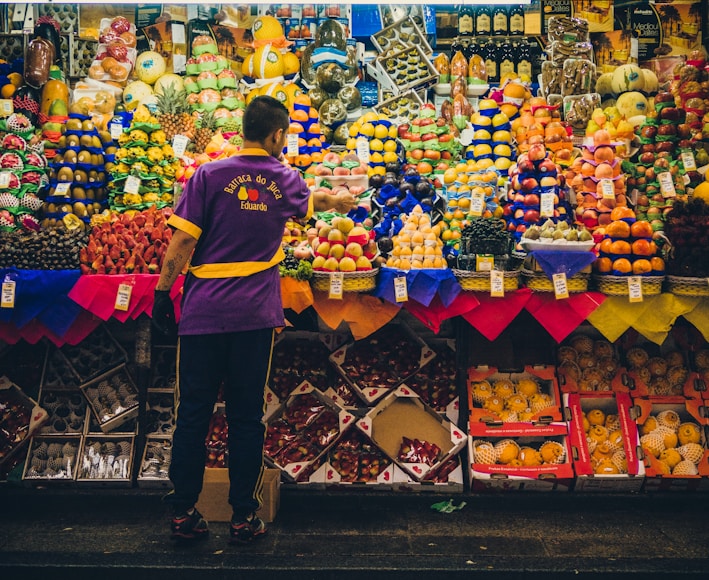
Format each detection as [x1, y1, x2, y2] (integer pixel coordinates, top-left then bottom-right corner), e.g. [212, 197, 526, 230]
[655, 3, 703, 56]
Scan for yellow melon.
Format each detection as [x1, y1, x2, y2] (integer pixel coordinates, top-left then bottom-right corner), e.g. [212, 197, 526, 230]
[253, 45, 285, 79]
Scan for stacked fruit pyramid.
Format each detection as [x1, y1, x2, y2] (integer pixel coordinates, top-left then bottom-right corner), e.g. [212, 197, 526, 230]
[466, 99, 516, 174]
[44, 114, 115, 228]
[284, 94, 328, 175]
[504, 142, 571, 243]
[566, 129, 627, 232]
[108, 105, 181, 210]
[0, 113, 48, 232]
[384, 205, 447, 270]
[311, 215, 376, 273]
[345, 111, 400, 177]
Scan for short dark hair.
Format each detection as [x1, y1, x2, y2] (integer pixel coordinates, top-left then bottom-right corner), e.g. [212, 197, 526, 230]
[243, 96, 289, 142]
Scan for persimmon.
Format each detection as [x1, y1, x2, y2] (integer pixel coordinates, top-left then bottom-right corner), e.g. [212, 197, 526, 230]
[650, 257, 665, 272]
[594, 146, 615, 164]
[632, 239, 653, 256]
[610, 206, 635, 221]
[610, 240, 631, 254]
[630, 220, 653, 238]
[595, 257, 613, 273]
[612, 258, 632, 274]
[606, 221, 631, 238]
[632, 259, 652, 275]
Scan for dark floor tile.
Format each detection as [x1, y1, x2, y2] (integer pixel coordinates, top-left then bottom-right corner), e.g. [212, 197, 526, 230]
[411, 534, 547, 557]
[275, 533, 411, 556]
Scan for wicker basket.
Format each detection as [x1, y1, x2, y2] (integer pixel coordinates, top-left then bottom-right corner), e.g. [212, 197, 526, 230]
[310, 269, 378, 293]
[453, 269, 520, 292]
[521, 269, 589, 293]
[593, 275, 664, 296]
[666, 276, 709, 297]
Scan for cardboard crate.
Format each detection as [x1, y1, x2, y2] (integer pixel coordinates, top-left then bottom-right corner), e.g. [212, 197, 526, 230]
[565, 392, 645, 492]
[137, 435, 173, 488]
[22, 435, 81, 485]
[145, 389, 176, 436]
[633, 398, 709, 492]
[77, 435, 134, 487]
[80, 364, 139, 434]
[196, 467, 280, 523]
[372, 45, 437, 95]
[405, 339, 460, 423]
[37, 389, 87, 435]
[40, 345, 82, 392]
[330, 323, 436, 405]
[371, 16, 432, 55]
[59, 324, 128, 383]
[356, 385, 467, 481]
[0, 376, 48, 469]
[264, 382, 354, 481]
[469, 427, 574, 492]
[393, 455, 465, 494]
[468, 365, 563, 434]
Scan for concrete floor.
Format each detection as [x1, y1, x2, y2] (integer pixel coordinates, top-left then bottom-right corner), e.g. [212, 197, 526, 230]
[1, 486, 708, 579]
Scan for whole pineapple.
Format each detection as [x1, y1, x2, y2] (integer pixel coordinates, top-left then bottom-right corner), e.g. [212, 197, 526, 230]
[156, 83, 195, 142]
[193, 110, 217, 154]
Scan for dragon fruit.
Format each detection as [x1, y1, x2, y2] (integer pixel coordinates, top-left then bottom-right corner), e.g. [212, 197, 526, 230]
[6, 112, 33, 133]
[0, 210, 14, 228]
[19, 193, 42, 211]
[25, 152, 46, 168]
[0, 172, 20, 190]
[0, 192, 19, 209]
[1, 134, 27, 152]
[21, 171, 42, 185]
[18, 214, 40, 231]
[0, 152, 24, 170]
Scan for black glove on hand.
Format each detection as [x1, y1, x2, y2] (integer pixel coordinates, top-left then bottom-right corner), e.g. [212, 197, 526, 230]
[152, 290, 177, 336]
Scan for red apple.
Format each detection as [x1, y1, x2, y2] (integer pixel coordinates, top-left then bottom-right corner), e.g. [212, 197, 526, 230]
[524, 193, 540, 206]
[520, 177, 539, 192]
[397, 123, 411, 138]
[528, 143, 547, 162]
[523, 209, 540, 223]
[421, 132, 437, 141]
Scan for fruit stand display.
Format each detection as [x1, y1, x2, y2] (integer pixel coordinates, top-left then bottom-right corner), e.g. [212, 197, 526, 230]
[3, 7, 709, 495]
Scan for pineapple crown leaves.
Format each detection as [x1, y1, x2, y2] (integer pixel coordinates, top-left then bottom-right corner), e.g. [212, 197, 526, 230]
[196, 109, 217, 131]
[156, 83, 190, 116]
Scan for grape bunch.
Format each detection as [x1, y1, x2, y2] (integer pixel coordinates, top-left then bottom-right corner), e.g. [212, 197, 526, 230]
[279, 247, 313, 281]
[460, 218, 511, 256]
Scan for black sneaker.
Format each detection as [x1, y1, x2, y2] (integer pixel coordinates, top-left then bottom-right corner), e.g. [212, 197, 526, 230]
[229, 513, 267, 545]
[171, 508, 209, 541]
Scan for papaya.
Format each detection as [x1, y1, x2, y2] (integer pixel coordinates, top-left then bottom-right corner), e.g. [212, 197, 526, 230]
[40, 77, 69, 117]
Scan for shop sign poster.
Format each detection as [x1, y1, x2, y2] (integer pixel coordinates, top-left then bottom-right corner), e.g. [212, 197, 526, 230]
[572, 1, 614, 33]
[628, 3, 662, 63]
[653, 2, 703, 57]
[541, 0, 572, 35]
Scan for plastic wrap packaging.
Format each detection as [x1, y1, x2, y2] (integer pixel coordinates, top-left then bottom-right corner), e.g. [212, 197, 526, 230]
[541, 61, 564, 96]
[562, 59, 596, 97]
[451, 75, 468, 100]
[433, 53, 450, 83]
[468, 54, 487, 84]
[24, 37, 55, 88]
[563, 93, 601, 131]
[546, 16, 590, 43]
[548, 41, 594, 65]
[450, 51, 468, 79]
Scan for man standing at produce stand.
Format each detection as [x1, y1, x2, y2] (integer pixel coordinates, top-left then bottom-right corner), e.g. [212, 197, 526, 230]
[152, 95, 358, 543]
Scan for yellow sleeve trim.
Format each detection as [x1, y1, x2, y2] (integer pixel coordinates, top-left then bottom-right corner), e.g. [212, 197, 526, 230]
[189, 247, 285, 278]
[235, 148, 269, 157]
[167, 214, 202, 240]
[303, 192, 314, 222]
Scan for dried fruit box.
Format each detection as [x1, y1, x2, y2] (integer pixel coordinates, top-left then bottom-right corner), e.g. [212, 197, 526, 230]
[468, 365, 563, 435]
[371, 16, 433, 55]
[330, 323, 436, 405]
[565, 392, 645, 492]
[633, 397, 709, 491]
[77, 434, 135, 487]
[264, 381, 355, 482]
[80, 364, 139, 433]
[22, 435, 81, 485]
[0, 376, 48, 469]
[556, 331, 628, 394]
[355, 385, 467, 482]
[469, 426, 574, 492]
[137, 435, 173, 488]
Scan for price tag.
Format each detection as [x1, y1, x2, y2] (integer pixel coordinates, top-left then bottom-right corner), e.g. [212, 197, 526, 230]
[54, 182, 71, 197]
[0, 99, 13, 117]
[286, 133, 299, 158]
[600, 179, 615, 200]
[328, 272, 344, 300]
[172, 134, 190, 158]
[683, 173, 692, 186]
[553, 272, 569, 300]
[394, 276, 408, 303]
[628, 276, 643, 303]
[114, 283, 133, 312]
[1, 279, 16, 309]
[0, 172, 10, 189]
[109, 122, 123, 140]
[476, 255, 494, 272]
[681, 151, 697, 171]
[356, 139, 370, 164]
[658, 172, 676, 198]
[490, 270, 504, 297]
[540, 191, 555, 218]
[124, 175, 141, 195]
[470, 192, 484, 217]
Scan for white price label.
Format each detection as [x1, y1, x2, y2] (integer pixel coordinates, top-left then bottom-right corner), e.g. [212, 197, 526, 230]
[0, 99, 13, 117]
[476, 255, 494, 272]
[1, 280, 16, 308]
[470, 192, 484, 217]
[109, 122, 123, 140]
[124, 175, 141, 195]
[490, 270, 504, 297]
[553, 272, 569, 300]
[628, 276, 643, 303]
[114, 283, 133, 312]
[681, 151, 697, 171]
[287, 133, 300, 158]
[0, 172, 10, 189]
[600, 179, 615, 200]
[328, 272, 344, 300]
[172, 134, 190, 158]
[540, 191, 555, 218]
[394, 276, 408, 303]
[356, 139, 370, 164]
[54, 182, 71, 197]
[658, 172, 676, 198]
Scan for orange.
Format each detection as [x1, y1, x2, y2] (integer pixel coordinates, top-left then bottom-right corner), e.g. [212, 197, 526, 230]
[631, 239, 653, 256]
[632, 259, 652, 275]
[0, 84, 15, 99]
[599, 238, 613, 255]
[610, 240, 631, 255]
[612, 258, 632, 274]
[595, 257, 612, 273]
[291, 109, 309, 123]
[650, 257, 665, 272]
[610, 206, 635, 221]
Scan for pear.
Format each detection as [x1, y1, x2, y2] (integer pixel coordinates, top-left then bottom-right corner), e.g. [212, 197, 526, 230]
[578, 228, 593, 242]
[542, 219, 555, 230]
[525, 227, 541, 240]
[565, 229, 579, 242]
[541, 229, 554, 239]
[557, 220, 570, 231]
[552, 229, 565, 240]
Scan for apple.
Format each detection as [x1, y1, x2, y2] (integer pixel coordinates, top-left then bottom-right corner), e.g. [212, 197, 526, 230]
[424, 149, 441, 161]
[438, 134, 452, 143]
[339, 256, 357, 272]
[538, 158, 557, 175]
[312, 255, 326, 270]
[517, 157, 535, 174]
[346, 226, 368, 245]
[410, 149, 424, 160]
[441, 151, 452, 160]
[540, 176, 557, 188]
[514, 208, 525, 219]
[516, 224, 528, 234]
[328, 229, 345, 245]
[329, 244, 345, 259]
[524, 193, 540, 206]
[421, 132, 437, 141]
[528, 143, 546, 162]
[419, 118, 434, 127]
[523, 209, 540, 223]
[436, 117, 446, 127]
[333, 166, 351, 176]
[520, 177, 539, 192]
[397, 123, 411, 138]
[514, 193, 525, 203]
[355, 255, 373, 271]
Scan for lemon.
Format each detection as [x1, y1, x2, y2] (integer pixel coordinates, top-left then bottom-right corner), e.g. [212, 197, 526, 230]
[369, 138, 384, 152]
[359, 122, 375, 137]
[388, 125, 398, 139]
[346, 137, 357, 150]
[370, 152, 384, 164]
[383, 139, 397, 153]
[348, 123, 361, 137]
[374, 124, 388, 140]
[382, 151, 398, 164]
[371, 165, 386, 176]
[360, 111, 378, 124]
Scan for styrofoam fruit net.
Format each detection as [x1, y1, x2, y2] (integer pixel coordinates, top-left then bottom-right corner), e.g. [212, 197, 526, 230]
[677, 422, 701, 445]
[611, 450, 628, 473]
[588, 424, 609, 444]
[483, 395, 504, 413]
[586, 437, 598, 454]
[656, 410, 681, 431]
[672, 460, 699, 476]
[604, 414, 621, 432]
[530, 393, 553, 414]
[654, 426, 678, 450]
[505, 394, 528, 413]
[516, 379, 539, 397]
[677, 443, 704, 465]
[498, 409, 518, 423]
[594, 458, 620, 474]
[607, 429, 625, 452]
[494, 439, 520, 464]
[471, 381, 493, 404]
[473, 441, 497, 465]
[659, 448, 682, 470]
[493, 380, 515, 399]
[640, 432, 665, 458]
[540, 441, 565, 464]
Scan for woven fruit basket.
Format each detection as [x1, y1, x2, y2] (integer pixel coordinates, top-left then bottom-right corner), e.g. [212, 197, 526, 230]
[666, 276, 709, 297]
[310, 269, 379, 293]
[592, 275, 664, 296]
[521, 269, 589, 293]
[453, 269, 519, 292]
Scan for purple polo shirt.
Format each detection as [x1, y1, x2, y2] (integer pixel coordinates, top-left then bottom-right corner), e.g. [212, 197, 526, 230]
[168, 149, 312, 335]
